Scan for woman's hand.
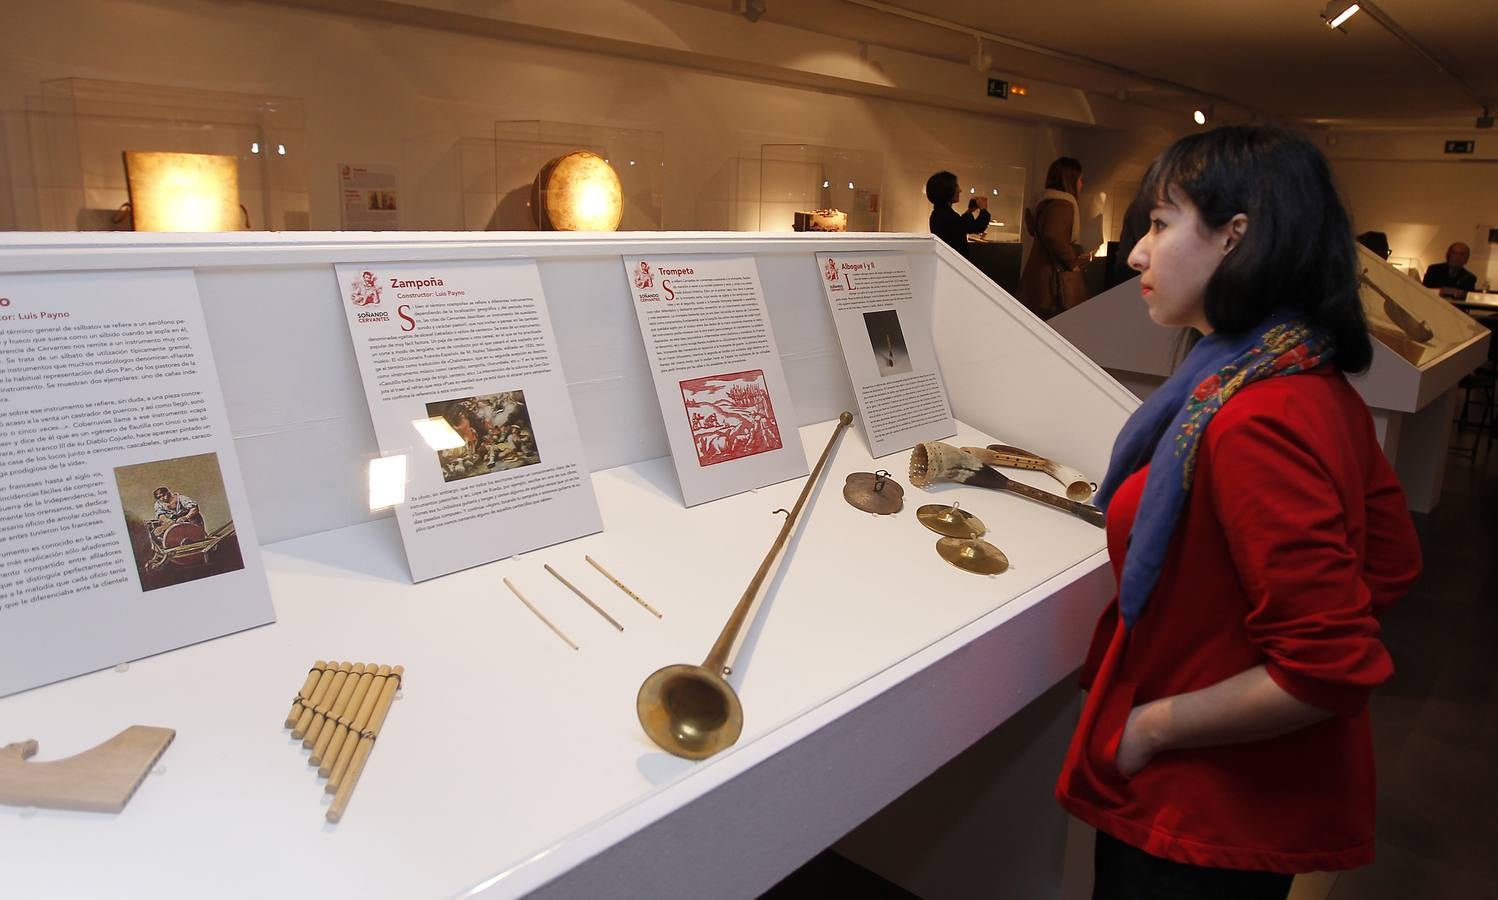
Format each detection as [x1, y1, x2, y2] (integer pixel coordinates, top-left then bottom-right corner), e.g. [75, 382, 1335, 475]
[1111, 667, 1335, 779]
[1115, 702, 1163, 778]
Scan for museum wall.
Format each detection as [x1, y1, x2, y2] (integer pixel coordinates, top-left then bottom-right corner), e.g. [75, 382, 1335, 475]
[1326, 131, 1498, 286]
[10, 0, 1465, 279]
[0, 0, 1067, 237]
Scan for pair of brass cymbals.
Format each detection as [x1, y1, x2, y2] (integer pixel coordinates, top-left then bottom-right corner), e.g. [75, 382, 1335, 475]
[915, 501, 1008, 575]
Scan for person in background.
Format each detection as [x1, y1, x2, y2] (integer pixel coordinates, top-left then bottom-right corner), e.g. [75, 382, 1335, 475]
[926, 170, 990, 258]
[1018, 156, 1089, 319]
[1056, 126, 1421, 899]
[1355, 231, 1392, 260]
[1422, 242, 1477, 299]
[1106, 195, 1153, 289]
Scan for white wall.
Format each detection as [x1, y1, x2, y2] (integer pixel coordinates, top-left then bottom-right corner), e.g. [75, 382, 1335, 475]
[0, 0, 1055, 236]
[1327, 131, 1498, 286]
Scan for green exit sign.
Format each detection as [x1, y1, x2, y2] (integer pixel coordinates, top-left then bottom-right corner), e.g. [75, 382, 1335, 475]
[1445, 140, 1476, 154]
[987, 78, 1009, 99]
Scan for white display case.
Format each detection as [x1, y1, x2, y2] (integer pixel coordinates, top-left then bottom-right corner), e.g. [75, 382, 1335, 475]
[1049, 249, 1492, 512]
[0, 230, 1135, 899]
[759, 144, 883, 233]
[493, 121, 665, 231]
[22, 78, 309, 232]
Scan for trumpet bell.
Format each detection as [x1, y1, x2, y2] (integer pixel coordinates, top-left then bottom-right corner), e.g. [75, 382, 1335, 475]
[636, 663, 745, 760]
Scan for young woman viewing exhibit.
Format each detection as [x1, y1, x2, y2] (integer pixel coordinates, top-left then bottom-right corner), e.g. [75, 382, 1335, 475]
[1018, 156, 1089, 319]
[926, 170, 990, 258]
[1055, 126, 1422, 899]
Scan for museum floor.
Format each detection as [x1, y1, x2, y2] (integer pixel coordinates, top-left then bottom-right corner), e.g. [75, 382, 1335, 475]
[763, 426, 1498, 900]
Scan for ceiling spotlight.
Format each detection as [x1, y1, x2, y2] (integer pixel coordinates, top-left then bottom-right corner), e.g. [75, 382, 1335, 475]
[737, 0, 766, 23]
[1321, 1, 1360, 29]
[1193, 108, 1207, 125]
[969, 35, 992, 72]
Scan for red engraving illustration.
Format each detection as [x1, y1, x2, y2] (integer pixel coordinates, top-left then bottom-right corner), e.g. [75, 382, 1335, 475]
[823, 257, 838, 282]
[679, 369, 783, 467]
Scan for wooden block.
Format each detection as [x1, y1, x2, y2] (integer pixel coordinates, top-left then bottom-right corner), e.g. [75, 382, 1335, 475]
[0, 726, 175, 813]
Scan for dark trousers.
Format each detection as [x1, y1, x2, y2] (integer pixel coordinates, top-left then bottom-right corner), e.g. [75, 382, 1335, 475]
[1093, 831, 1293, 900]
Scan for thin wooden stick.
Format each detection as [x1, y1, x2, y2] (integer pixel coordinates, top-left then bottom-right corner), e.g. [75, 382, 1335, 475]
[291, 663, 340, 739]
[285, 661, 327, 728]
[310, 663, 364, 765]
[585, 556, 662, 618]
[326, 665, 403, 823]
[504, 578, 579, 650]
[544, 564, 623, 631]
[326, 665, 390, 791]
[319, 664, 376, 777]
[302, 662, 352, 748]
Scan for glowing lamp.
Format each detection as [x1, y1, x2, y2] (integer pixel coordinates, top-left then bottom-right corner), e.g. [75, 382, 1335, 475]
[123, 151, 242, 232]
[531, 151, 624, 231]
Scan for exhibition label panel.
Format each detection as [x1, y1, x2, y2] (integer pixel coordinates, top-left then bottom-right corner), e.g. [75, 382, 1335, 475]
[623, 254, 808, 505]
[0, 268, 273, 697]
[336, 260, 602, 581]
[815, 251, 956, 457]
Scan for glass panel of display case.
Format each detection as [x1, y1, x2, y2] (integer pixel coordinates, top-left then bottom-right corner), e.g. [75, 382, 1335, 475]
[907, 154, 1025, 244]
[759, 144, 883, 233]
[0, 112, 28, 230]
[963, 162, 1026, 244]
[23, 78, 308, 232]
[459, 136, 503, 231]
[492, 120, 664, 231]
[1356, 244, 1489, 368]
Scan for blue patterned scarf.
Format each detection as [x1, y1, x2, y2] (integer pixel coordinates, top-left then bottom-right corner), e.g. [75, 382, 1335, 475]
[1095, 311, 1333, 627]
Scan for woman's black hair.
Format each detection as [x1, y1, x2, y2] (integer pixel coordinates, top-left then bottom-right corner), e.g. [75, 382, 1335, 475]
[1138, 126, 1372, 373]
[925, 170, 958, 206]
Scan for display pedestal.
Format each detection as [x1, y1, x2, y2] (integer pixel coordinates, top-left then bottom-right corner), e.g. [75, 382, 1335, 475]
[964, 239, 1022, 295]
[1373, 389, 1459, 513]
[0, 231, 1135, 899]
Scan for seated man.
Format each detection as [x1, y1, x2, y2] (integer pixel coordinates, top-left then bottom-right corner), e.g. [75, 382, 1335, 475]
[1423, 242, 1478, 299]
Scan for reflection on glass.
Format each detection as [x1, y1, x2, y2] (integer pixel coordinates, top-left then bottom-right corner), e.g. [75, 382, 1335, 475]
[368, 455, 407, 511]
[412, 416, 466, 451]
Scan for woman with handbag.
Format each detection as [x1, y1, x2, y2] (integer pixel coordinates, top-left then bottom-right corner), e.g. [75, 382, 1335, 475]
[1019, 156, 1089, 319]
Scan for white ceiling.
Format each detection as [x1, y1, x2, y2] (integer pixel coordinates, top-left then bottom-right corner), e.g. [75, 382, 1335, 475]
[679, 0, 1497, 124]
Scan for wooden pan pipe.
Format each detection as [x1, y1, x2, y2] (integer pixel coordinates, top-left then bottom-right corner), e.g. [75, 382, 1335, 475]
[282, 660, 403, 822]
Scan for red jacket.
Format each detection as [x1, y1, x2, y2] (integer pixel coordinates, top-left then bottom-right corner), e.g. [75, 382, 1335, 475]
[1056, 368, 1421, 873]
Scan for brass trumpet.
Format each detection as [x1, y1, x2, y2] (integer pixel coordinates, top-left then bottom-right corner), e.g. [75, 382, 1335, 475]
[636, 412, 854, 760]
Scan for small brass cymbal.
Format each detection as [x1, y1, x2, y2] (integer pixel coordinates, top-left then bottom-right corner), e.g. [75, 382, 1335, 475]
[843, 470, 904, 515]
[936, 536, 1009, 575]
[915, 502, 985, 538]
